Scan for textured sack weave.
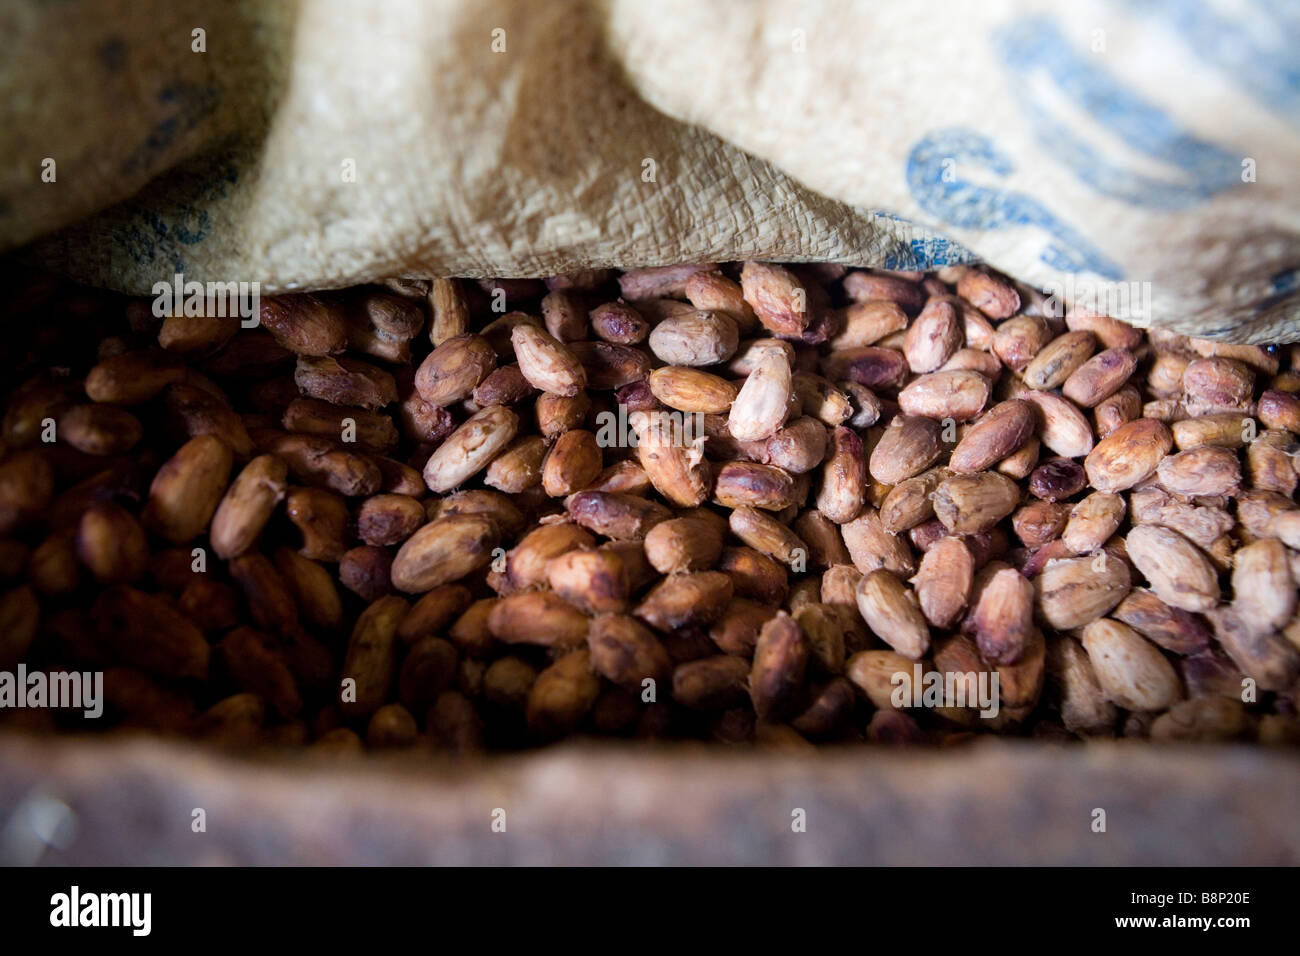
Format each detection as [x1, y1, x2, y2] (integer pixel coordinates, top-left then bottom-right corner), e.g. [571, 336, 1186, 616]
[2, 0, 1298, 340]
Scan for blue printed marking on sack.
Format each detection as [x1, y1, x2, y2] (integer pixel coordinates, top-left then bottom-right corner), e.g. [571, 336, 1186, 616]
[1258, 267, 1300, 311]
[882, 237, 977, 271]
[118, 146, 241, 270]
[992, 17, 1242, 208]
[98, 37, 127, 75]
[905, 128, 1124, 279]
[867, 210, 978, 269]
[119, 83, 221, 178]
[1122, 0, 1300, 119]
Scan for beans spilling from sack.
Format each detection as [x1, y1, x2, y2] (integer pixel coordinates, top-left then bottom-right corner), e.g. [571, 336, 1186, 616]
[1, 261, 1298, 752]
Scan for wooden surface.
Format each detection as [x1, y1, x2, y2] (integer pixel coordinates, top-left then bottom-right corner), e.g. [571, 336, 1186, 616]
[0, 733, 1295, 865]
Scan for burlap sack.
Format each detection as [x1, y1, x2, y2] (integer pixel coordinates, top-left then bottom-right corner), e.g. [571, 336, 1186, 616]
[3, 0, 1297, 341]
